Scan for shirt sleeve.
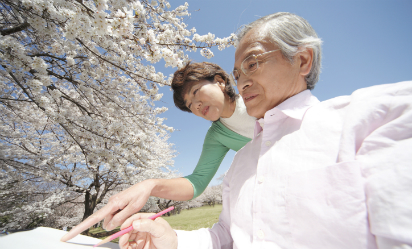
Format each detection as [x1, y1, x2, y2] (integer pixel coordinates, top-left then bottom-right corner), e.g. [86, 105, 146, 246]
[337, 81, 412, 248]
[184, 123, 230, 199]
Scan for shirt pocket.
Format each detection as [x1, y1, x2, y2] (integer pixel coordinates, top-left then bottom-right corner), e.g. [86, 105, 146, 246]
[285, 161, 375, 249]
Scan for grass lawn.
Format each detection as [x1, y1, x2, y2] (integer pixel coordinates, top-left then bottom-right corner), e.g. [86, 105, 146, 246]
[87, 226, 121, 243]
[163, 204, 222, 231]
[86, 204, 222, 242]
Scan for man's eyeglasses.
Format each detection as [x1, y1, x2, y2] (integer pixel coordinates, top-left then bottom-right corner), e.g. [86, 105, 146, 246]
[231, 49, 280, 85]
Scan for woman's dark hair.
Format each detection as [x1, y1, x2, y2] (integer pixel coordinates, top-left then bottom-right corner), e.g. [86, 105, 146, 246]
[171, 62, 237, 113]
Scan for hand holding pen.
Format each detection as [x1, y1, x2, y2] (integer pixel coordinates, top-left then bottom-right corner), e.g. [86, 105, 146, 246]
[117, 207, 178, 249]
[94, 206, 175, 248]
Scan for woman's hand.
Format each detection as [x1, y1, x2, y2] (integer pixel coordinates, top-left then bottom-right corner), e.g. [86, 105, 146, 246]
[60, 178, 193, 242]
[60, 179, 156, 242]
[119, 213, 178, 249]
[101, 180, 155, 231]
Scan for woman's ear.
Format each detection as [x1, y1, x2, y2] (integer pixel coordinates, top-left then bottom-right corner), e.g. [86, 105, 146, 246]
[214, 75, 224, 83]
[298, 48, 313, 77]
[214, 75, 226, 91]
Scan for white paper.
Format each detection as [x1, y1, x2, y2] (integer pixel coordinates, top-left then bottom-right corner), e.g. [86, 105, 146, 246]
[0, 227, 118, 249]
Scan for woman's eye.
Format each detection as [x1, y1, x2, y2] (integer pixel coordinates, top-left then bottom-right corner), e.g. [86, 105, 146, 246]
[193, 89, 198, 95]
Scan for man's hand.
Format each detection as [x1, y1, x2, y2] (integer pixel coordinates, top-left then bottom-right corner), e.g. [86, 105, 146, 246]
[60, 180, 155, 242]
[119, 213, 178, 249]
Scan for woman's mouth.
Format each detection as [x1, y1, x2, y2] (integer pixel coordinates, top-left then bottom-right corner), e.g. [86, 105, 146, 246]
[202, 106, 209, 116]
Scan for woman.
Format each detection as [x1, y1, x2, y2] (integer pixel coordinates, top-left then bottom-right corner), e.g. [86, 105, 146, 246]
[61, 62, 255, 240]
[170, 61, 256, 199]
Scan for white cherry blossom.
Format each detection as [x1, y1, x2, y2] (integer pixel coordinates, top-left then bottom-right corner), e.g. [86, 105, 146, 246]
[0, 0, 235, 230]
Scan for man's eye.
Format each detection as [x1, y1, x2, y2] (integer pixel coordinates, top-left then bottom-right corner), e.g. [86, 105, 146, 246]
[193, 89, 198, 95]
[248, 62, 257, 70]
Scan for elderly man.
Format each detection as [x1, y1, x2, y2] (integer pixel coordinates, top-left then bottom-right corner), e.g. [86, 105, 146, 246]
[123, 12, 412, 249]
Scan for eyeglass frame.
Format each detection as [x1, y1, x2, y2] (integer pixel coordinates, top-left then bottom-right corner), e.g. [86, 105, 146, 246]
[231, 49, 280, 85]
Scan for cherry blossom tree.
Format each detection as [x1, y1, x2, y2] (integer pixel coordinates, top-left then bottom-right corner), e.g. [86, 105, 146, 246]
[181, 197, 203, 210]
[0, 0, 235, 230]
[198, 185, 222, 207]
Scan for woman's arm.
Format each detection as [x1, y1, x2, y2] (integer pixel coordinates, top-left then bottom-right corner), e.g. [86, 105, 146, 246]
[150, 177, 194, 201]
[186, 121, 251, 198]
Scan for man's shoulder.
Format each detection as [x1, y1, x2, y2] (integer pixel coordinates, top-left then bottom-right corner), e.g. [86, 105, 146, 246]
[315, 81, 412, 111]
[324, 81, 411, 102]
[350, 81, 412, 97]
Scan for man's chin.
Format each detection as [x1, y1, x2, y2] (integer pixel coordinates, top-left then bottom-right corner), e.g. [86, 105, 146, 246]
[246, 107, 263, 119]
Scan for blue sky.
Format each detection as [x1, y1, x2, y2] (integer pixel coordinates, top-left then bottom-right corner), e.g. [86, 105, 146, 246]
[156, 0, 412, 186]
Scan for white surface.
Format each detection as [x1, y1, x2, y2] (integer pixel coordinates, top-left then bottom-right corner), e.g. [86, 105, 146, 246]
[0, 227, 118, 249]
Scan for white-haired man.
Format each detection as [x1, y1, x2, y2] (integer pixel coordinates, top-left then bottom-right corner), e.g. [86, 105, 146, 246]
[118, 12, 412, 249]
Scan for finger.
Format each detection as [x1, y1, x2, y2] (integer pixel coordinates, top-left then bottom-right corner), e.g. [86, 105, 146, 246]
[102, 194, 132, 230]
[134, 232, 150, 249]
[132, 219, 166, 238]
[120, 213, 155, 230]
[107, 203, 146, 230]
[128, 241, 138, 249]
[102, 208, 122, 230]
[119, 228, 142, 249]
[142, 232, 152, 249]
[134, 238, 144, 249]
[61, 203, 121, 242]
[119, 231, 132, 249]
[130, 230, 139, 247]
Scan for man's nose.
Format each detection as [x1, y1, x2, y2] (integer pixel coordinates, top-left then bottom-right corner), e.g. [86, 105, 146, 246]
[237, 77, 252, 94]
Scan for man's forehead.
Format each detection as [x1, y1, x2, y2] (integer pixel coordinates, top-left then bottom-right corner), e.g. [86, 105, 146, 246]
[235, 27, 269, 62]
[236, 42, 263, 57]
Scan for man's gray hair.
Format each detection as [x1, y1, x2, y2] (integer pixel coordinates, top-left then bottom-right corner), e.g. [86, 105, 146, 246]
[236, 12, 322, 90]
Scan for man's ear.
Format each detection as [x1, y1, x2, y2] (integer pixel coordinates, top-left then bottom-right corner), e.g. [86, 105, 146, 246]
[299, 48, 313, 77]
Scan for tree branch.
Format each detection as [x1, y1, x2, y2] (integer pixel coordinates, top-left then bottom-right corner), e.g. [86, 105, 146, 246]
[0, 97, 33, 102]
[75, 38, 169, 86]
[0, 22, 30, 36]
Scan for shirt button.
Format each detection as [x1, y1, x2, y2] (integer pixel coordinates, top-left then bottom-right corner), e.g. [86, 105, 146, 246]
[265, 141, 271, 146]
[257, 230, 265, 239]
[258, 176, 265, 184]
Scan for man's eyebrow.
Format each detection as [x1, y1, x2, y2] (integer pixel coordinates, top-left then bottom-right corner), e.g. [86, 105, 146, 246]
[234, 47, 264, 71]
[245, 48, 263, 58]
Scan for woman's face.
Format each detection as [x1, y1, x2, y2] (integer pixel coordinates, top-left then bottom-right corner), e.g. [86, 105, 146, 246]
[183, 78, 227, 121]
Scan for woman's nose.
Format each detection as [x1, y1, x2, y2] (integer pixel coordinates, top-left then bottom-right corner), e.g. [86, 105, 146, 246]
[193, 98, 202, 110]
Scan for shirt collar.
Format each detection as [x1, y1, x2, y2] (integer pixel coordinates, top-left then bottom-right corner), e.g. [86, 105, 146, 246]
[254, 90, 319, 138]
[254, 119, 264, 137]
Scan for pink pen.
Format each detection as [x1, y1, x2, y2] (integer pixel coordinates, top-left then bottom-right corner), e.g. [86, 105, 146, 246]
[93, 206, 175, 247]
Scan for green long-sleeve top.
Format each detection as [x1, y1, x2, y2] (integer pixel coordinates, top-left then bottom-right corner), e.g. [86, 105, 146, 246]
[184, 120, 252, 198]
